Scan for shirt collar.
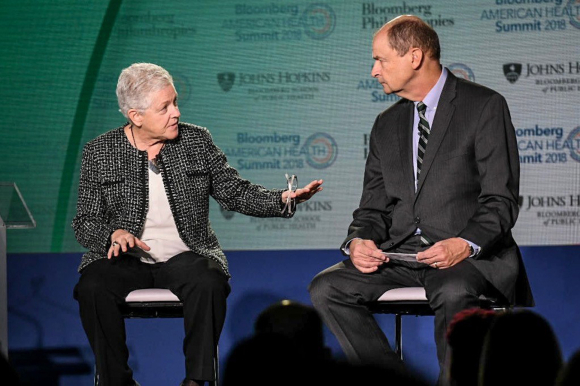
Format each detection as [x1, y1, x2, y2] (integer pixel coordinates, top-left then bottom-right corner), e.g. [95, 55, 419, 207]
[415, 66, 448, 111]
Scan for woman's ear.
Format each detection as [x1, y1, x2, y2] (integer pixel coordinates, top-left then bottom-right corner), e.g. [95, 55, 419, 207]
[127, 109, 142, 127]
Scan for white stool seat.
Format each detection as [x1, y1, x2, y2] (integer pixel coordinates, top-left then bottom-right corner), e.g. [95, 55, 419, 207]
[370, 286, 510, 361]
[377, 287, 428, 302]
[125, 288, 180, 303]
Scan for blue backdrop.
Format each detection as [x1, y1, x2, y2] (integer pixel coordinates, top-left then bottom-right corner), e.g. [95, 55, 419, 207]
[7, 245, 580, 385]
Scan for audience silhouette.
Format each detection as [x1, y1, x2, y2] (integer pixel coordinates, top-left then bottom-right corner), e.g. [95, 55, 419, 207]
[254, 299, 331, 362]
[221, 300, 571, 386]
[0, 352, 22, 385]
[556, 349, 580, 386]
[222, 299, 428, 386]
[446, 308, 497, 386]
[478, 309, 563, 386]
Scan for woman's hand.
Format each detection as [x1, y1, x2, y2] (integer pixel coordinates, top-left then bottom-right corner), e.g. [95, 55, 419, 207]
[281, 179, 324, 204]
[108, 229, 151, 259]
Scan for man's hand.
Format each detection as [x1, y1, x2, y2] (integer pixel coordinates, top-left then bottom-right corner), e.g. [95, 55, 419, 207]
[416, 237, 471, 269]
[281, 179, 324, 204]
[349, 239, 388, 273]
[108, 229, 151, 259]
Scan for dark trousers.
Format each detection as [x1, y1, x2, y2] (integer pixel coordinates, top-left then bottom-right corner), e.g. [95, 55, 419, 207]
[308, 238, 494, 383]
[73, 251, 230, 386]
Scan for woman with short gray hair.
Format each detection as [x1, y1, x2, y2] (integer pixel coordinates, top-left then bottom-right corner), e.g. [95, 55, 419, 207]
[72, 63, 323, 386]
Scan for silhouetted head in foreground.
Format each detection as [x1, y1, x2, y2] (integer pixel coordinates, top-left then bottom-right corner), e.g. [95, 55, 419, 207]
[446, 308, 497, 386]
[478, 309, 563, 386]
[223, 300, 429, 385]
[556, 348, 580, 386]
[254, 299, 328, 361]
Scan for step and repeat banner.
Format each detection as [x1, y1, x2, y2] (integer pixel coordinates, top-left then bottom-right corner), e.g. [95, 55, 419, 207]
[1, 0, 578, 253]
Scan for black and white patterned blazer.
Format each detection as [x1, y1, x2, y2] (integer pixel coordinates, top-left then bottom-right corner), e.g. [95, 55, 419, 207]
[72, 122, 287, 277]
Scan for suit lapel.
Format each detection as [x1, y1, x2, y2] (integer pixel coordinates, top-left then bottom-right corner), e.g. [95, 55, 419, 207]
[415, 73, 458, 197]
[396, 101, 416, 195]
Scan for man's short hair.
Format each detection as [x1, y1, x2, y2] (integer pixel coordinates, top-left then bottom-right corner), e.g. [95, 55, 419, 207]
[384, 16, 441, 60]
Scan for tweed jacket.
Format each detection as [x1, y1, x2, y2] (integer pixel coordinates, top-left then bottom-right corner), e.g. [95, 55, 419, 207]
[72, 122, 287, 277]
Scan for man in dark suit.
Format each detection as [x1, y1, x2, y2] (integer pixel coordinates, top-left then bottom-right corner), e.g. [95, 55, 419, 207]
[309, 15, 533, 382]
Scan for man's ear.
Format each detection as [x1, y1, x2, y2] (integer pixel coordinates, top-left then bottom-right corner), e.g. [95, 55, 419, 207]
[127, 109, 142, 127]
[410, 48, 424, 69]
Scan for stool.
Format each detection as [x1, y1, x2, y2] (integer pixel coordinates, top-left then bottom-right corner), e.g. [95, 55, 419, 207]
[367, 287, 510, 361]
[122, 288, 184, 318]
[94, 288, 219, 386]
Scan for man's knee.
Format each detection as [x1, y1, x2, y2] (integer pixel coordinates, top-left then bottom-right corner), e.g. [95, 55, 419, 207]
[429, 276, 484, 309]
[308, 271, 335, 308]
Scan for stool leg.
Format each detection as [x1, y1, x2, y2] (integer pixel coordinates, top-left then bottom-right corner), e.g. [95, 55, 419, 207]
[395, 314, 403, 361]
[94, 363, 100, 386]
[210, 346, 219, 386]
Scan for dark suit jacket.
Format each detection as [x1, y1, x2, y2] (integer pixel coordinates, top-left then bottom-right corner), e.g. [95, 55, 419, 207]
[343, 71, 534, 307]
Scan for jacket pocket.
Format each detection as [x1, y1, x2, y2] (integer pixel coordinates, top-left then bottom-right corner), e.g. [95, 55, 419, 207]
[100, 176, 127, 210]
[100, 176, 126, 186]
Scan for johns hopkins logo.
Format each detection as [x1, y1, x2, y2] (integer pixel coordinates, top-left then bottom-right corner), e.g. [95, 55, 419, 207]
[503, 63, 522, 84]
[302, 132, 338, 169]
[448, 63, 475, 82]
[218, 72, 236, 92]
[302, 3, 336, 40]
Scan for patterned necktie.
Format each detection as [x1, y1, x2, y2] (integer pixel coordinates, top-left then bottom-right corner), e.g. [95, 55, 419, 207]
[416, 102, 430, 180]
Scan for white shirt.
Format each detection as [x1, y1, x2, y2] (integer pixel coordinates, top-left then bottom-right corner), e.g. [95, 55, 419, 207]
[140, 165, 190, 263]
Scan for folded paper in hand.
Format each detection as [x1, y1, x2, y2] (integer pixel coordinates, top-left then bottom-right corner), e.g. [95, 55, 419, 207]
[381, 252, 425, 264]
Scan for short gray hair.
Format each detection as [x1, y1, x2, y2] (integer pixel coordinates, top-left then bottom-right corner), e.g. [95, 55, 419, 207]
[116, 63, 174, 118]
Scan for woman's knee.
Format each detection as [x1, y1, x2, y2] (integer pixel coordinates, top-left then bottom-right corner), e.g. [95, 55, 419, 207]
[202, 270, 230, 295]
[179, 269, 231, 300]
[73, 259, 139, 303]
[74, 261, 110, 300]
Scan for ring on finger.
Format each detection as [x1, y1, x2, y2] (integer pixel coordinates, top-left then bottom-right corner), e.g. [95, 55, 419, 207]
[112, 241, 119, 247]
[433, 262, 438, 268]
